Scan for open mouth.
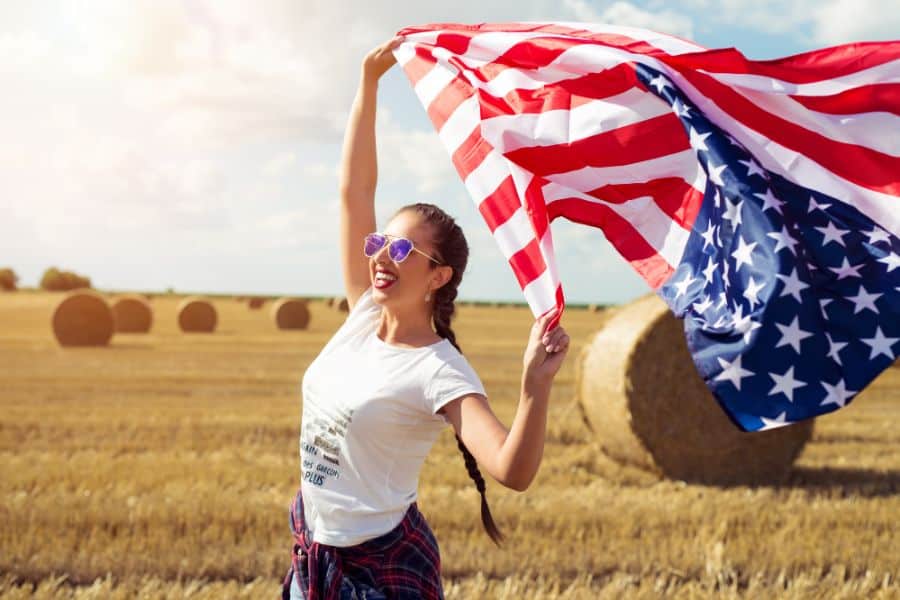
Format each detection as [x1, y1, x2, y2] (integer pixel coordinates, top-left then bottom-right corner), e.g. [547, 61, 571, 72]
[374, 271, 397, 290]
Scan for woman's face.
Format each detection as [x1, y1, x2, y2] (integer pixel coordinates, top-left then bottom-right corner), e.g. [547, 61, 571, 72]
[369, 210, 446, 309]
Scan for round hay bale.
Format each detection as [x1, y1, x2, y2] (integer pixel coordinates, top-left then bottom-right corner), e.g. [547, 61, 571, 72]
[111, 295, 153, 333]
[335, 297, 349, 312]
[272, 298, 311, 330]
[51, 290, 114, 347]
[177, 297, 217, 333]
[577, 293, 813, 486]
[325, 297, 336, 308]
[248, 297, 265, 310]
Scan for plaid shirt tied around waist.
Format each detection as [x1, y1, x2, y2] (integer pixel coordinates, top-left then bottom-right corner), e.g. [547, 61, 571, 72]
[281, 487, 444, 600]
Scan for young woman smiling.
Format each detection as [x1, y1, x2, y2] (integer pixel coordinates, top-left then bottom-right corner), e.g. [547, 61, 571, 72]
[283, 35, 570, 600]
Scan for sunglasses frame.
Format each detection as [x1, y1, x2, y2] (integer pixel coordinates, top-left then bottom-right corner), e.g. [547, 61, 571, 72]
[364, 232, 444, 265]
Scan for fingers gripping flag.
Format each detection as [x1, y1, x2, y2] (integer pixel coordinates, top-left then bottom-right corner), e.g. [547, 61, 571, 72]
[392, 22, 900, 432]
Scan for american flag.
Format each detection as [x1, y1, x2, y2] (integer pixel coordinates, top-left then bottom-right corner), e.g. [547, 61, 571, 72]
[391, 22, 900, 432]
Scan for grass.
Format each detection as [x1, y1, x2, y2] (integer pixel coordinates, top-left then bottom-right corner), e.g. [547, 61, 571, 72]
[0, 291, 897, 598]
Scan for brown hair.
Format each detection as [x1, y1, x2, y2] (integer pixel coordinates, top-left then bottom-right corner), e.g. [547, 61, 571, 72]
[395, 202, 504, 546]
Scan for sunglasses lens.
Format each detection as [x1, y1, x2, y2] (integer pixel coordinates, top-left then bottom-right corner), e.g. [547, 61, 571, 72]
[364, 233, 385, 257]
[388, 238, 413, 262]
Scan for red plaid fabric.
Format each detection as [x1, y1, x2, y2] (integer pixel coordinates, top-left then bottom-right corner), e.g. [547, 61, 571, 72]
[281, 487, 444, 600]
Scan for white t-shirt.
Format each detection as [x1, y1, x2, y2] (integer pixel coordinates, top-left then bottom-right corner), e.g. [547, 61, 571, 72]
[299, 286, 487, 547]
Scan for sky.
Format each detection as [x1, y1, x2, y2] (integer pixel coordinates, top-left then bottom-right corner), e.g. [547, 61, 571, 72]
[1, 0, 897, 303]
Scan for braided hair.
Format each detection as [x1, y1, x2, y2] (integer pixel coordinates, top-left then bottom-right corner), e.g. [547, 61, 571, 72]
[394, 202, 504, 547]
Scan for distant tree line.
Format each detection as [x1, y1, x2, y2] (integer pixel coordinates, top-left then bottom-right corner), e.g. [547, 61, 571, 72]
[0, 268, 17, 291]
[40, 267, 91, 291]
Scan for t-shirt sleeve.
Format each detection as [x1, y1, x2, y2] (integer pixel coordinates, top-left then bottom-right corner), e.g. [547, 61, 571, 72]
[423, 356, 487, 424]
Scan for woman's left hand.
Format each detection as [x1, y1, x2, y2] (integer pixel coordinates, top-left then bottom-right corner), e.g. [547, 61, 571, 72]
[522, 308, 570, 386]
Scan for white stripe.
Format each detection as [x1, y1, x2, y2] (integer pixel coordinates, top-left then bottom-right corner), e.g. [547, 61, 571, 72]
[480, 88, 672, 153]
[463, 149, 508, 203]
[522, 267, 558, 316]
[491, 206, 534, 259]
[393, 43, 417, 68]
[542, 182, 690, 267]
[438, 95, 479, 154]
[414, 62, 457, 109]
[542, 148, 707, 193]
[727, 85, 900, 157]
[702, 58, 900, 96]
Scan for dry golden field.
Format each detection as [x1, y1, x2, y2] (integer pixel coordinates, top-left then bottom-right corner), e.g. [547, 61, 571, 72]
[1, 290, 898, 599]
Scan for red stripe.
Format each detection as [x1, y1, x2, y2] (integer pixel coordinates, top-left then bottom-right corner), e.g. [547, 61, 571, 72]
[478, 62, 641, 118]
[508, 238, 547, 288]
[478, 177, 521, 232]
[547, 197, 673, 288]
[451, 126, 492, 179]
[504, 113, 689, 177]
[426, 74, 475, 130]
[789, 83, 900, 116]
[666, 41, 900, 84]
[674, 67, 900, 195]
[586, 177, 704, 231]
[523, 176, 551, 240]
[402, 47, 437, 86]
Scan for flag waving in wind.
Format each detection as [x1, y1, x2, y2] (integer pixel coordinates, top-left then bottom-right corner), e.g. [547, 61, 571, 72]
[391, 22, 900, 432]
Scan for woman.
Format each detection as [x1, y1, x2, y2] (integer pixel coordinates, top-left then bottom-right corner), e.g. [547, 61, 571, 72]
[283, 35, 571, 600]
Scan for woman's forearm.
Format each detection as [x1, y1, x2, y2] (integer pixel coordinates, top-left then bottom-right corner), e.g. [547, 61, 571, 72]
[339, 70, 379, 199]
[496, 374, 552, 491]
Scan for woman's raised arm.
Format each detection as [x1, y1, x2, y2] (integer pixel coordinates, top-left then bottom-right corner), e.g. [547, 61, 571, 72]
[338, 36, 403, 310]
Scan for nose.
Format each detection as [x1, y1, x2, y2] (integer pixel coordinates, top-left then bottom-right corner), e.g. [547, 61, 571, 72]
[370, 240, 392, 264]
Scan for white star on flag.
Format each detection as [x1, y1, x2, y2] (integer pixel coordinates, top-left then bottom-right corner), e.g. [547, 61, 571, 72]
[861, 326, 899, 360]
[774, 316, 813, 353]
[768, 366, 807, 402]
[714, 355, 754, 390]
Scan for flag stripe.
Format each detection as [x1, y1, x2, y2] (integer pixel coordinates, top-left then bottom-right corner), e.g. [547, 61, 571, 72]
[504, 113, 689, 177]
[676, 67, 900, 195]
[546, 196, 674, 288]
[790, 83, 900, 116]
[728, 84, 900, 157]
[668, 42, 900, 84]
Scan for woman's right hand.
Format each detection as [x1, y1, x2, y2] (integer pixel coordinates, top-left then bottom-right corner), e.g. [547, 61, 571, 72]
[362, 35, 405, 82]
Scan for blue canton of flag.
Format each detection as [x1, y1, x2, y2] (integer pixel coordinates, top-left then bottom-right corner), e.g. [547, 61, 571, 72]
[639, 64, 900, 432]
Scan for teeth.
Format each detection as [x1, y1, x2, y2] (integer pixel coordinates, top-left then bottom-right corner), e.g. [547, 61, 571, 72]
[375, 272, 397, 281]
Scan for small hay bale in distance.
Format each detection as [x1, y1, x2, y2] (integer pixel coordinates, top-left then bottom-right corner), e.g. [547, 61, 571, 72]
[272, 298, 311, 330]
[111, 295, 153, 333]
[325, 297, 335, 307]
[177, 297, 217, 333]
[248, 297, 265, 309]
[335, 297, 349, 312]
[51, 290, 114, 347]
[576, 293, 813, 486]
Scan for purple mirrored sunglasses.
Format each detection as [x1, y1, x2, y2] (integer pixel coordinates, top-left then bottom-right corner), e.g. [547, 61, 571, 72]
[363, 232, 444, 265]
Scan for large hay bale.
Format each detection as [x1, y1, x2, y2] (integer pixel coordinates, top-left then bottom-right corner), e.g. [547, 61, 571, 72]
[577, 293, 813, 486]
[111, 295, 153, 333]
[335, 297, 349, 312]
[177, 297, 217, 333]
[272, 298, 311, 330]
[248, 297, 265, 309]
[51, 290, 114, 347]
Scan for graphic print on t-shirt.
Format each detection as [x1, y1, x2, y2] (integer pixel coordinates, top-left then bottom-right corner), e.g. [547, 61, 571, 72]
[300, 406, 353, 487]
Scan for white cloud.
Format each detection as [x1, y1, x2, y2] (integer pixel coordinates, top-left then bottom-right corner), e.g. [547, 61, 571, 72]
[812, 0, 900, 44]
[564, 0, 694, 38]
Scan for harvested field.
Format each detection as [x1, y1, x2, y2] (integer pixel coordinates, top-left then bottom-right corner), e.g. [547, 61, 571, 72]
[0, 291, 897, 598]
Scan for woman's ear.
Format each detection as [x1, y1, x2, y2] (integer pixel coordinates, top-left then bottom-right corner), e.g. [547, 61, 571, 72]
[433, 265, 453, 290]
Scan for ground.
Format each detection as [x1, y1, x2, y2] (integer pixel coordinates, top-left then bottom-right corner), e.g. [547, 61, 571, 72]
[0, 291, 897, 598]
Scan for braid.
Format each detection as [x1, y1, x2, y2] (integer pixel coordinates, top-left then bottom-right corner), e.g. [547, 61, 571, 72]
[397, 202, 504, 547]
[432, 252, 503, 547]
